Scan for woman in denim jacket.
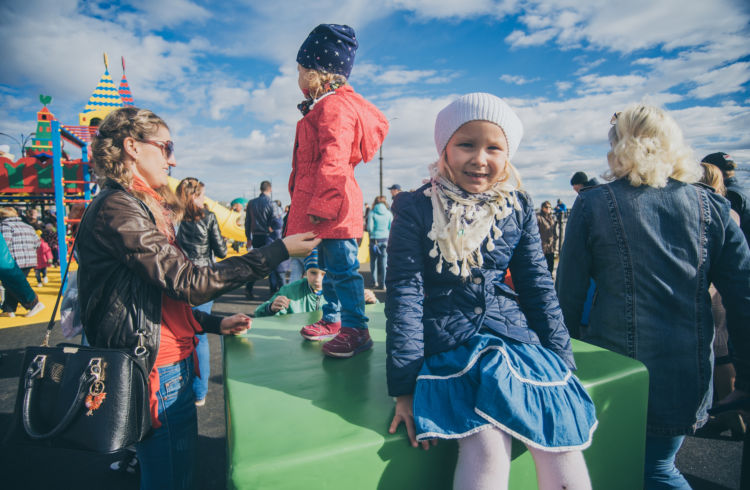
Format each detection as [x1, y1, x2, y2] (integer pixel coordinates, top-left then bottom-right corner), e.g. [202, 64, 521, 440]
[556, 103, 750, 489]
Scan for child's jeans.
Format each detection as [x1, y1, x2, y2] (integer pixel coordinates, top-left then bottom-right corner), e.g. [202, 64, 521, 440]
[318, 239, 368, 330]
[35, 268, 47, 283]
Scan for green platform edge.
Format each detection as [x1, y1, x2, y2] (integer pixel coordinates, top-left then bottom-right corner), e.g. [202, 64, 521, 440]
[224, 303, 648, 490]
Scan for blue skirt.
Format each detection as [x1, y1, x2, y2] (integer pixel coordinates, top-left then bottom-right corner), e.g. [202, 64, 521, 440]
[414, 332, 598, 452]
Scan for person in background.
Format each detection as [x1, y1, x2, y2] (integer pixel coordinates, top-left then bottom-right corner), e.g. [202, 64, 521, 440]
[34, 230, 53, 288]
[289, 24, 389, 358]
[41, 223, 58, 267]
[367, 195, 392, 290]
[554, 199, 567, 215]
[245, 181, 278, 300]
[698, 162, 746, 439]
[1, 207, 44, 317]
[78, 106, 319, 489]
[175, 176, 228, 407]
[0, 233, 43, 318]
[702, 152, 750, 246]
[569, 171, 601, 194]
[229, 198, 247, 253]
[536, 200, 557, 276]
[556, 104, 750, 489]
[257, 249, 378, 317]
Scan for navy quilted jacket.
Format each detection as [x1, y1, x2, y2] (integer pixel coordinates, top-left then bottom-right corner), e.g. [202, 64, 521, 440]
[385, 184, 575, 397]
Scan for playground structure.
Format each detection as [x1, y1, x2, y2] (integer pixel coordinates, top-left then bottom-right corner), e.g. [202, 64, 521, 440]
[1, 54, 247, 275]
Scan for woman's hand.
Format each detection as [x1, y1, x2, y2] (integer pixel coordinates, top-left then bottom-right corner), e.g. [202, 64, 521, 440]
[270, 295, 290, 313]
[282, 232, 321, 257]
[388, 394, 436, 450]
[219, 313, 252, 335]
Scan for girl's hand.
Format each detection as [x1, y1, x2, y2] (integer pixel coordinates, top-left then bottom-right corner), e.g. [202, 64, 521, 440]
[219, 313, 252, 335]
[282, 232, 321, 257]
[270, 295, 290, 312]
[309, 215, 326, 225]
[388, 394, 436, 450]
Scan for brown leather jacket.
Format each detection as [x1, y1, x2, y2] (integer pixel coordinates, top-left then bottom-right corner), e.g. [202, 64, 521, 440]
[76, 181, 288, 372]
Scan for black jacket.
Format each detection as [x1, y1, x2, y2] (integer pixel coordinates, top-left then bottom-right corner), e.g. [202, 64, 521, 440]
[176, 211, 227, 268]
[245, 193, 275, 241]
[77, 181, 288, 372]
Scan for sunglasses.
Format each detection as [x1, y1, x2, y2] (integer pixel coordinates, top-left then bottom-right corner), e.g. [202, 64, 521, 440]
[141, 139, 175, 159]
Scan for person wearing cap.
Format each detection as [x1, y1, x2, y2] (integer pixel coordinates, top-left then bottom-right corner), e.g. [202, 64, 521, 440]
[388, 184, 402, 197]
[255, 249, 377, 317]
[702, 152, 750, 244]
[288, 24, 389, 358]
[386, 93, 596, 488]
[570, 171, 602, 194]
[556, 104, 750, 488]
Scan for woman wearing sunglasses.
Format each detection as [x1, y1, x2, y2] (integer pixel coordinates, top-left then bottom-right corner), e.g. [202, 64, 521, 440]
[77, 107, 320, 489]
[556, 103, 750, 489]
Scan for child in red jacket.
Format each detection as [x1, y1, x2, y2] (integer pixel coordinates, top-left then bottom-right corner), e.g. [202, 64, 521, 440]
[35, 231, 53, 287]
[288, 24, 389, 358]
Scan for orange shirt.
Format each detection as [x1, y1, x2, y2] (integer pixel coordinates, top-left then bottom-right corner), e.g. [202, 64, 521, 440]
[147, 293, 204, 428]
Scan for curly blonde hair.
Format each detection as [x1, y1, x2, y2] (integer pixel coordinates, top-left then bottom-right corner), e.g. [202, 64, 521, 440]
[299, 66, 347, 100]
[700, 162, 726, 196]
[606, 103, 701, 188]
[91, 107, 182, 234]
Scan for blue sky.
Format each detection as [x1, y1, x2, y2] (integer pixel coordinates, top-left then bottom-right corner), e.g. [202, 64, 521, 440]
[1, 0, 749, 208]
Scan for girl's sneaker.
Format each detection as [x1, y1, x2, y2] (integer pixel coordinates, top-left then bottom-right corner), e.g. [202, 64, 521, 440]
[42, 277, 48, 284]
[322, 327, 373, 358]
[300, 319, 341, 340]
[25, 301, 45, 318]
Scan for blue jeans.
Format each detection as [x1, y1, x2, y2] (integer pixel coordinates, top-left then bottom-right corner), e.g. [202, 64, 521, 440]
[318, 239, 368, 329]
[369, 239, 387, 288]
[644, 434, 691, 489]
[192, 301, 213, 401]
[137, 355, 198, 490]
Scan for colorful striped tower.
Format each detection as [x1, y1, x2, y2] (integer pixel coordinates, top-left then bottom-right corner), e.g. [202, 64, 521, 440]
[78, 53, 124, 126]
[118, 56, 134, 106]
[26, 106, 56, 157]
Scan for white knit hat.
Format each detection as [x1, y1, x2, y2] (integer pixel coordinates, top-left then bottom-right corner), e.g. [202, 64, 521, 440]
[434, 93, 524, 159]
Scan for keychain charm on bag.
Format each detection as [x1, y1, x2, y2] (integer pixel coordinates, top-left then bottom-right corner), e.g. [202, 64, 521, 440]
[84, 358, 107, 416]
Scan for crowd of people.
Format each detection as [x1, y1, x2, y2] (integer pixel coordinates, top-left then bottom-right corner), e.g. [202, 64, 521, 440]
[2, 21, 748, 490]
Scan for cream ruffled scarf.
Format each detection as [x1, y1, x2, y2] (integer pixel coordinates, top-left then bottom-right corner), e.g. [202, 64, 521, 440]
[425, 163, 520, 277]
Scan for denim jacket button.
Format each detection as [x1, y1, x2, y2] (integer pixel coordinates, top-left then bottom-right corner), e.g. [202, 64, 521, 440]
[474, 306, 483, 315]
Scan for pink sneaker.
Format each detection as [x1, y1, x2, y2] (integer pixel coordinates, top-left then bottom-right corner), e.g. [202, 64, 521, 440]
[322, 327, 373, 358]
[300, 319, 341, 341]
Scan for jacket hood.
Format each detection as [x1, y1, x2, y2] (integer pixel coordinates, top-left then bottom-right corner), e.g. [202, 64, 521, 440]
[372, 202, 389, 215]
[342, 85, 388, 163]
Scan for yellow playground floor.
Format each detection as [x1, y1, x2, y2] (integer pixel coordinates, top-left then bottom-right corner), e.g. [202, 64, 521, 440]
[1, 265, 64, 330]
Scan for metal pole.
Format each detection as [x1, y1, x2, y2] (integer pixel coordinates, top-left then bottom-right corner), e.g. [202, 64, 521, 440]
[379, 146, 383, 198]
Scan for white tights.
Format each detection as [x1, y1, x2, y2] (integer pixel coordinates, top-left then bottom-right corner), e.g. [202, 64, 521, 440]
[453, 427, 592, 490]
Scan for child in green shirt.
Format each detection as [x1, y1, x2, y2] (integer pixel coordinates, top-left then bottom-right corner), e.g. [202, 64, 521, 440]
[255, 249, 377, 317]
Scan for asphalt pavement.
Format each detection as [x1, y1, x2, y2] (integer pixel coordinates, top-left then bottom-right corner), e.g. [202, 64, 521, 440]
[0, 271, 743, 489]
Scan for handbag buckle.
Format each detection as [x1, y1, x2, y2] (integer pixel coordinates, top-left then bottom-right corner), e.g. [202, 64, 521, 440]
[30, 355, 47, 379]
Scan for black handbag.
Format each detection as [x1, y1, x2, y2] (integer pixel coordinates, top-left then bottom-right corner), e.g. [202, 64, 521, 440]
[5, 230, 152, 454]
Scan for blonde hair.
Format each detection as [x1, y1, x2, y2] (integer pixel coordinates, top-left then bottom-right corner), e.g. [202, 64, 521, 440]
[91, 107, 182, 234]
[300, 66, 347, 100]
[606, 103, 701, 188]
[0, 207, 19, 218]
[700, 162, 726, 196]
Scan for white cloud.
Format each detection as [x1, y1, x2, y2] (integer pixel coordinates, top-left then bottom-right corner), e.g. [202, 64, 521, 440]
[689, 62, 750, 99]
[386, 0, 516, 19]
[500, 74, 539, 85]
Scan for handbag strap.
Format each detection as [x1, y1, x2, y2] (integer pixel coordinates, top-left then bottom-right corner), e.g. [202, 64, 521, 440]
[42, 222, 82, 347]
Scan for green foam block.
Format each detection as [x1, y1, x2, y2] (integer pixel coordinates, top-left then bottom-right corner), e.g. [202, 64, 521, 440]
[224, 303, 648, 489]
